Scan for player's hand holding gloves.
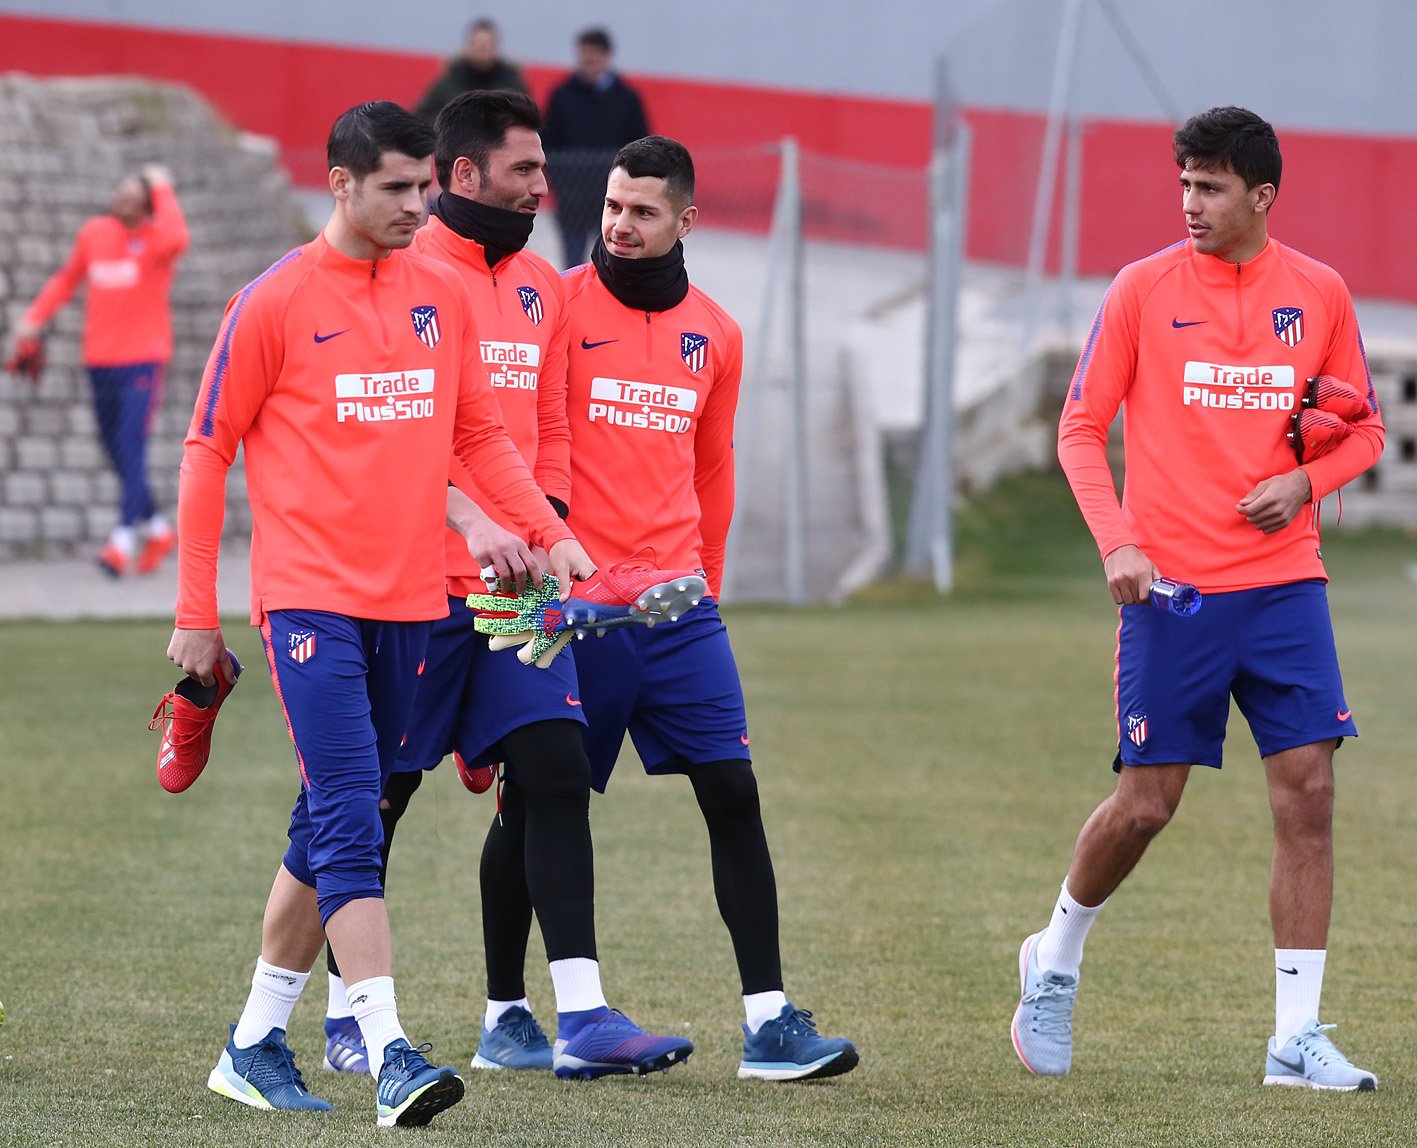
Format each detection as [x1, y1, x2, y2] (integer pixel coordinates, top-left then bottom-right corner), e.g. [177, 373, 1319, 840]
[1287, 375, 1369, 463]
[467, 557, 709, 669]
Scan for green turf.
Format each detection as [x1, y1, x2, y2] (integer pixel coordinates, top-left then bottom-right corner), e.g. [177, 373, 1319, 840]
[1, 472, 1414, 1145]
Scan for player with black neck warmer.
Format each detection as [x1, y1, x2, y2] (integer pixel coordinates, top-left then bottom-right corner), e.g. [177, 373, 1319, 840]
[310, 91, 694, 1084]
[501, 135, 859, 1081]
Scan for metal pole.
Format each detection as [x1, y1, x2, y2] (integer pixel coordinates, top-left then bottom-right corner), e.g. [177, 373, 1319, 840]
[722, 141, 791, 603]
[782, 136, 807, 603]
[905, 58, 964, 592]
[1023, 0, 1085, 331]
[1058, 113, 1083, 335]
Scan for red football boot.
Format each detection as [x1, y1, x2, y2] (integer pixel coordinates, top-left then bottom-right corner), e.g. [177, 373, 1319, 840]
[150, 650, 243, 793]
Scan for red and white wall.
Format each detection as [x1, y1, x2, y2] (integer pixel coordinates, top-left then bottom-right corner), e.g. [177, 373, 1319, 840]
[2, 8, 1414, 300]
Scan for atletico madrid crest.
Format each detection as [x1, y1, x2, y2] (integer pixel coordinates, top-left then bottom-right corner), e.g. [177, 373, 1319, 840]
[411, 305, 441, 349]
[289, 630, 316, 664]
[681, 331, 708, 373]
[1125, 711, 1148, 748]
[1273, 307, 1304, 348]
[518, 286, 544, 326]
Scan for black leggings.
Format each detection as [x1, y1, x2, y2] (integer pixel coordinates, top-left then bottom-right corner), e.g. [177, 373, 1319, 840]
[479, 720, 598, 1000]
[480, 756, 783, 998]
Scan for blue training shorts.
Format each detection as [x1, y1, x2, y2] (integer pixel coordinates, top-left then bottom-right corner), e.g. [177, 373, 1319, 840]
[570, 598, 752, 793]
[395, 595, 585, 773]
[1114, 579, 1356, 770]
[262, 610, 430, 925]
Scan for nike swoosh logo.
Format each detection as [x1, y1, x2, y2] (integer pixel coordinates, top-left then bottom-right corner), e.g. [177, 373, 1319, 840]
[566, 694, 582, 707]
[581, 337, 618, 350]
[1277, 966, 1299, 975]
[314, 329, 350, 343]
[1336, 708, 1352, 721]
[740, 735, 751, 746]
[1171, 318, 1207, 328]
[1271, 1050, 1306, 1073]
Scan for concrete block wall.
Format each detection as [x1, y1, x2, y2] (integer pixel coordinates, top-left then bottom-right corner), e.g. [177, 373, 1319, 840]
[0, 75, 311, 559]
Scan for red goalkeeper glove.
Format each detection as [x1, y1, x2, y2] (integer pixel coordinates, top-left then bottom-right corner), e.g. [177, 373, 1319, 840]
[4, 334, 44, 382]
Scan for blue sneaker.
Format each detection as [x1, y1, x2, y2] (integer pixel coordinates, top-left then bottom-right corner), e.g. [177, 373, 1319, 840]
[1011, 930, 1077, 1076]
[322, 1016, 370, 1075]
[472, 1005, 553, 1071]
[552, 1007, 694, 1080]
[375, 1039, 464, 1127]
[738, 1004, 858, 1081]
[207, 1025, 333, 1111]
[1264, 1019, 1377, 1091]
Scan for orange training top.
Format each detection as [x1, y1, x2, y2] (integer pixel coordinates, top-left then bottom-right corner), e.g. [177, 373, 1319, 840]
[412, 215, 571, 598]
[23, 183, 189, 366]
[1058, 238, 1384, 592]
[561, 264, 743, 599]
[175, 232, 574, 629]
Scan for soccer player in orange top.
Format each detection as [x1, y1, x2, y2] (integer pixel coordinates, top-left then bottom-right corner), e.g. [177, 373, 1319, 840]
[478, 136, 858, 1081]
[165, 101, 594, 1126]
[1011, 106, 1384, 1090]
[8, 164, 188, 576]
[312, 90, 693, 1082]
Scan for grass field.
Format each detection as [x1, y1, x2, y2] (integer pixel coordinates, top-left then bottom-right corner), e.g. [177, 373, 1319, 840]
[1, 474, 1414, 1146]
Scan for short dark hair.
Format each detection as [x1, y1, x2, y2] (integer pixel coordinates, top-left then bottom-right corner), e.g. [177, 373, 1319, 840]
[577, 27, 612, 53]
[1173, 106, 1282, 192]
[327, 101, 434, 180]
[612, 135, 695, 211]
[434, 89, 541, 188]
[466, 17, 498, 37]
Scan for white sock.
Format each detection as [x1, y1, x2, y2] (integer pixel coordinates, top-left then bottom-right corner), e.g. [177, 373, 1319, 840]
[744, 990, 789, 1033]
[485, 997, 532, 1032]
[145, 513, 172, 538]
[109, 525, 136, 557]
[548, 958, 607, 1013]
[348, 975, 405, 1077]
[327, 973, 353, 1020]
[232, 957, 309, 1048]
[1035, 881, 1105, 977]
[1274, 948, 1326, 1045]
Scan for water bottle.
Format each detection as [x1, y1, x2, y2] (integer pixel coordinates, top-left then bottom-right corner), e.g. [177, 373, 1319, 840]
[1148, 578, 1202, 617]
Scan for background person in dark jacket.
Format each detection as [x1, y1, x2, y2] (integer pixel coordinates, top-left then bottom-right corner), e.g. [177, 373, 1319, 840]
[415, 18, 527, 123]
[542, 27, 649, 267]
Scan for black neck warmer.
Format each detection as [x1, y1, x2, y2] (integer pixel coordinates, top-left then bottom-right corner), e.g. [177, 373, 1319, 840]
[590, 237, 689, 312]
[431, 191, 535, 270]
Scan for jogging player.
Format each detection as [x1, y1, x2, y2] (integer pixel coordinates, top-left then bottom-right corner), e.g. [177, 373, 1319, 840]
[1011, 106, 1384, 1090]
[166, 101, 594, 1126]
[315, 89, 694, 1082]
[8, 165, 188, 576]
[477, 136, 858, 1082]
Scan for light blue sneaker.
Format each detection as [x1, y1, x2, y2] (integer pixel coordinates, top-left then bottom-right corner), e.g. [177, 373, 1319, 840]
[207, 1025, 333, 1111]
[375, 1039, 464, 1127]
[472, 1005, 553, 1071]
[1011, 931, 1077, 1075]
[322, 1016, 370, 1075]
[552, 1007, 694, 1080]
[1264, 1019, 1377, 1091]
[738, 1004, 858, 1081]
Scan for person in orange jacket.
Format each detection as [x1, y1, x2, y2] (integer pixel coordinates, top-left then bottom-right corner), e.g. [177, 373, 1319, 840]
[8, 164, 189, 576]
